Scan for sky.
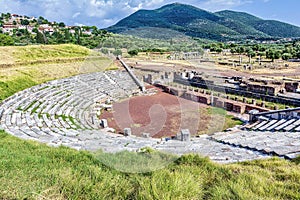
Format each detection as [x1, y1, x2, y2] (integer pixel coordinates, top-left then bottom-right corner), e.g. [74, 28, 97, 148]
[0, 0, 300, 28]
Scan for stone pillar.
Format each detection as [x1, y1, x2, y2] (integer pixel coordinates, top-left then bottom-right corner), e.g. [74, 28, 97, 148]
[242, 97, 247, 103]
[142, 133, 150, 138]
[100, 119, 108, 128]
[261, 102, 265, 108]
[181, 129, 191, 142]
[249, 109, 260, 122]
[124, 128, 132, 136]
[252, 99, 256, 105]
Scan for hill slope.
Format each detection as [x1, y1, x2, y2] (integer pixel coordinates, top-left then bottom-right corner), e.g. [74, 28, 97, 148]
[216, 10, 300, 38]
[0, 44, 113, 102]
[107, 3, 300, 40]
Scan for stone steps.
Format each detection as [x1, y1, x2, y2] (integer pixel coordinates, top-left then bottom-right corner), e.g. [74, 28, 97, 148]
[1, 69, 293, 164]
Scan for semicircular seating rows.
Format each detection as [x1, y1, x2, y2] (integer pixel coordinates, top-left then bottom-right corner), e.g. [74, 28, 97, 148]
[2, 70, 298, 163]
[0, 70, 145, 150]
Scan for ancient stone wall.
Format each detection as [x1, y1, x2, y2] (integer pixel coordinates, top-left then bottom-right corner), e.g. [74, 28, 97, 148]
[174, 78, 300, 107]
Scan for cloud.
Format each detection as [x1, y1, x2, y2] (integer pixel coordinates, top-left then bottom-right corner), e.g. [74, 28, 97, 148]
[0, 0, 254, 28]
[72, 12, 81, 19]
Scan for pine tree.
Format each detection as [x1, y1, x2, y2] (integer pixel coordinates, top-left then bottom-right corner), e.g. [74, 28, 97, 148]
[36, 31, 45, 44]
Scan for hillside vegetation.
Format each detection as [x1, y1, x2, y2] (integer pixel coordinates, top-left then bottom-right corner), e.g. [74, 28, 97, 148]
[0, 44, 113, 101]
[0, 130, 299, 199]
[107, 3, 300, 41]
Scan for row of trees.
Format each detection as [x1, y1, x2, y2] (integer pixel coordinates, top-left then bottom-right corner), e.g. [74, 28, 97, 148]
[34, 28, 109, 48]
[206, 42, 300, 61]
[0, 24, 110, 48]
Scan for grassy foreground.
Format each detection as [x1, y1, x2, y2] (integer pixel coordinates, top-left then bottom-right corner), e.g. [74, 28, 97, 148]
[0, 130, 299, 199]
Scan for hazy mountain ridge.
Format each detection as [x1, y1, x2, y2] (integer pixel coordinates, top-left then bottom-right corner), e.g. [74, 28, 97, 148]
[107, 3, 300, 41]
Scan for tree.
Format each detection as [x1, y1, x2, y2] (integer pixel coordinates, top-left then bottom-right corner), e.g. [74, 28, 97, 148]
[237, 46, 245, 54]
[21, 19, 30, 26]
[101, 48, 109, 54]
[64, 29, 71, 42]
[36, 31, 46, 44]
[257, 52, 266, 57]
[92, 28, 99, 36]
[247, 50, 256, 58]
[215, 47, 222, 53]
[282, 53, 292, 61]
[32, 27, 38, 33]
[58, 22, 65, 27]
[230, 48, 236, 54]
[266, 49, 276, 62]
[252, 44, 260, 51]
[52, 31, 64, 44]
[274, 50, 282, 60]
[5, 13, 11, 20]
[0, 34, 14, 46]
[230, 43, 237, 48]
[113, 49, 122, 56]
[128, 49, 138, 56]
[217, 42, 225, 49]
[75, 27, 81, 45]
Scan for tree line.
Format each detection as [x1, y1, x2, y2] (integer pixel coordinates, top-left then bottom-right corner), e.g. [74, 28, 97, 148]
[204, 42, 300, 61]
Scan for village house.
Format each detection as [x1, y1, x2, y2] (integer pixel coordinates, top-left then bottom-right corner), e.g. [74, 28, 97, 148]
[2, 23, 17, 35]
[38, 24, 54, 34]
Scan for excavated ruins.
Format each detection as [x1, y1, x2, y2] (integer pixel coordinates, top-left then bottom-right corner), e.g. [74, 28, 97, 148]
[0, 59, 299, 163]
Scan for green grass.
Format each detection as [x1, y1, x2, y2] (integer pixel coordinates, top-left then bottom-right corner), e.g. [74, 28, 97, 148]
[0, 76, 37, 101]
[198, 107, 243, 135]
[0, 130, 299, 199]
[31, 102, 42, 114]
[24, 100, 37, 112]
[0, 44, 114, 103]
[94, 148, 178, 174]
[14, 44, 90, 63]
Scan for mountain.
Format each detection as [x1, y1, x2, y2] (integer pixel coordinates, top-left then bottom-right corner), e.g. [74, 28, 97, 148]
[106, 3, 300, 41]
[216, 10, 300, 38]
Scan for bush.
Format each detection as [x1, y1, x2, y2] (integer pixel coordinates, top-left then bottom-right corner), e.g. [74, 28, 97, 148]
[128, 49, 138, 56]
[0, 34, 14, 46]
[113, 49, 122, 56]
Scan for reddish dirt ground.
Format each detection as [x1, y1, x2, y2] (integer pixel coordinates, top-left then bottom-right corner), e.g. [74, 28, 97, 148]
[100, 87, 227, 138]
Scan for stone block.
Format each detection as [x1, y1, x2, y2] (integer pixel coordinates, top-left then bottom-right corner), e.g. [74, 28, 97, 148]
[101, 119, 108, 128]
[142, 133, 150, 138]
[181, 129, 191, 142]
[124, 128, 131, 136]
